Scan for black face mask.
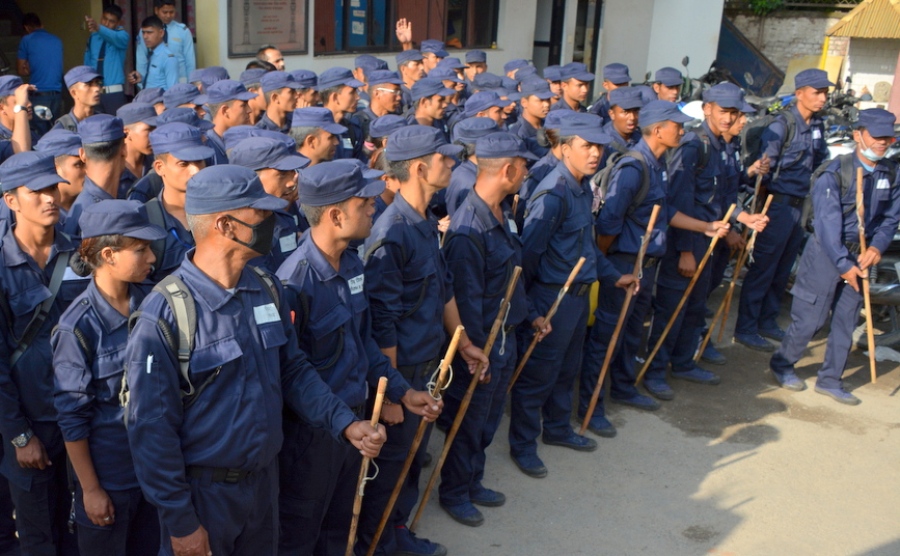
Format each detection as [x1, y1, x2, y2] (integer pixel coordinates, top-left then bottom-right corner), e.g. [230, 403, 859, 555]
[226, 213, 276, 255]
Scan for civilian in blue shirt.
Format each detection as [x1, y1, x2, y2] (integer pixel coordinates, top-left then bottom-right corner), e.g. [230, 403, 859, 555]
[0, 152, 86, 556]
[276, 161, 440, 555]
[136, 0, 196, 83]
[17, 13, 63, 137]
[125, 165, 384, 556]
[129, 16, 177, 92]
[361, 126, 488, 556]
[771, 109, 900, 402]
[83, 5, 129, 114]
[51, 200, 165, 555]
[54, 66, 103, 133]
[440, 133, 548, 527]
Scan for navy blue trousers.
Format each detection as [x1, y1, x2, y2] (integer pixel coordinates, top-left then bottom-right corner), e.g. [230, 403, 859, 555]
[509, 283, 589, 457]
[770, 236, 862, 390]
[736, 201, 804, 335]
[579, 255, 656, 418]
[74, 484, 159, 556]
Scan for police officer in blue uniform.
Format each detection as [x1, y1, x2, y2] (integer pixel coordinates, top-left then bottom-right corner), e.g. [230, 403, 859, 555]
[0, 76, 38, 152]
[0, 151, 85, 555]
[276, 160, 440, 555]
[162, 83, 205, 117]
[550, 62, 594, 113]
[51, 200, 165, 556]
[34, 129, 86, 228]
[54, 66, 103, 133]
[770, 109, 900, 402]
[448, 91, 507, 134]
[200, 79, 258, 165]
[599, 86, 644, 169]
[355, 70, 404, 143]
[511, 114, 628, 478]
[735, 69, 832, 352]
[134, 86, 166, 114]
[361, 126, 488, 556]
[442, 117, 498, 218]
[117, 102, 159, 199]
[406, 79, 455, 143]
[509, 78, 554, 159]
[420, 39, 449, 75]
[137, 0, 196, 83]
[579, 101, 733, 435]
[83, 5, 129, 114]
[644, 85, 766, 400]
[514, 110, 572, 228]
[64, 114, 127, 238]
[229, 136, 309, 272]
[257, 72, 303, 134]
[317, 67, 366, 161]
[144, 123, 214, 283]
[439, 132, 547, 526]
[588, 63, 631, 125]
[396, 50, 426, 113]
[130, 16, 177, 92]
[291, 107, 347, 167]
[125, 164, 385, 556]
[652, 67, 684, 102]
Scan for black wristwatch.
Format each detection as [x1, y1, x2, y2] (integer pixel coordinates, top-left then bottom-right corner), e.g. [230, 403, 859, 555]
[11, 429, 32, 448]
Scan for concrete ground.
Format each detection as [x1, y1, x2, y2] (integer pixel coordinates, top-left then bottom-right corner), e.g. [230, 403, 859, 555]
[411, 286, 900, 556]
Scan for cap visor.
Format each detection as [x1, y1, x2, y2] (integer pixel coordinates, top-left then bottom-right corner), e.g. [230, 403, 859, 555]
[141, 115, 159, 127]
[126, 224, 168, 241]
[347, 78, 365, 88]
[22, 173, 69, 191]
[193, 94, 210, 105]
[573, 72, 595, 82]
[617, 101, 644, 110]
[362, 168, 385, 180]
[660, 79, 683, 87]
[436, 143, 465, 159]
[438, 87, 457, 97]
[576, 130, 613, 145]
[740, 101, 756, 114]
[271, 153, 311, 171]
[248, 193, 290, 212]
[357, 179, 386, 198]
[670, 108, 695, 123]
[324, 123, 349, 135]
[516, 149, 540, 161]
[236, 91, 258, 101]
[170, 145, 216, 162]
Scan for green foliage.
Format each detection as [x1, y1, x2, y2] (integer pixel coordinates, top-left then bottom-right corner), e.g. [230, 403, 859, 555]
[749, 0, 784, 15]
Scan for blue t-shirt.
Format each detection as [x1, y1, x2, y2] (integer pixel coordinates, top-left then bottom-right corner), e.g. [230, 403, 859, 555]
[18, 29, 64, 92]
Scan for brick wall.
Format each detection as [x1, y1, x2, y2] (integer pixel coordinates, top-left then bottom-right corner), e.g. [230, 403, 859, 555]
[726, 10, 849, 70]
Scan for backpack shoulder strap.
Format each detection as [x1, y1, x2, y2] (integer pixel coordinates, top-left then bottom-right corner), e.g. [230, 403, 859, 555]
[153, 274, 197, 397]
[10, 251, 70, 367]
[249, 266, 281, 311]
[623, 151, 652, 218]
[144, 197, 167, 270]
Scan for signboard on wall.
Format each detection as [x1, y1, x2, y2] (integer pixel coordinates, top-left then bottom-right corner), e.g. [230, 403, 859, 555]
[228, 0, 308, 57]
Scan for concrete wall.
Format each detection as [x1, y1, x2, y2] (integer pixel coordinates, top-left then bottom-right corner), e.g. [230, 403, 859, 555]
[727, 10, 849, 71]
[204, 0, 538, 77]
[847, 38, 899, 101]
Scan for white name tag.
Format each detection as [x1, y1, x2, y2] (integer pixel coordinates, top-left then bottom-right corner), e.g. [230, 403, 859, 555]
[62, 267, 82, 282]
[507, 218, 518, 235]
[253, 303, 281, 325]
[661, 171, 668, 183]
[279, 233, 298, 253]
[877, 178, 890, 190]
[812, 128, 822, 140]
[721, 151, 726, 161]
[342, 137, 353, 149]
[348, 274, 364, 295]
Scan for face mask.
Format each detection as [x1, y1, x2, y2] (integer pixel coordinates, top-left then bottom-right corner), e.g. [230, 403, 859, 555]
[227, 213, 276, 255]
[859, 134, 885, 162]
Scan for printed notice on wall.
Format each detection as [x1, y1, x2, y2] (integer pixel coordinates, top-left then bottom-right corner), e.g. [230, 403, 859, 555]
[228, 0, 308, 57]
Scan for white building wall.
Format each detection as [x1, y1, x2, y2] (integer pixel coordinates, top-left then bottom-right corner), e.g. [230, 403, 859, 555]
[213, 0, 538, 77]
[847, 38, 899, 102]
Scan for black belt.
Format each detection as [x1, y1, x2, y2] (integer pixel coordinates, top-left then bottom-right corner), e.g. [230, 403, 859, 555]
[504, 324, 517, 334]
[538, 282, 591, 296]
[186, 466, 252, 484]
[610, 252, 659, 269]
[397, 357, 440, 382]
[770, 193, 805, 208]
[844, 241, 861, 255]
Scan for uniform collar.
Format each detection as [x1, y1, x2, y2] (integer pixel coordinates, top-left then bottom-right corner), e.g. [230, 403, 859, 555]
[1, 224, 74, 268]
[178, 251, 263, 312]
[86, 280, 144, 335]
[393, 192, 438, 239]
[634, 138, 663, 171]
[296, 233, 359, 283]
[700, 120, 724, 151]
[206, 129, 226, 149]
[466, 189, 502, 232]
[82, 176, 115, 202]
[557, 162, 588, 195]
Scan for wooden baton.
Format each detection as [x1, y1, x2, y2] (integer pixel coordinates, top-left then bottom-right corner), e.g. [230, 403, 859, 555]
[857, 167, 877, 383]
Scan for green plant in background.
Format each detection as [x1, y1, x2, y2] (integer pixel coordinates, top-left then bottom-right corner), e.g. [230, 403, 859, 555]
[749, 0, 784, 15]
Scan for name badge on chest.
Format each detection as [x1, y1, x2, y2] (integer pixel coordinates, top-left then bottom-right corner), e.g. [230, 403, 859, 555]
[812, 128, 822, 140]
[279, 233, 298, 253]
[342, 137, 353, 149]
[507, 218, 518, 235]
[877, 178, 890, 190]
[254, 303, 281, 325]
[348, 274, 365, 295]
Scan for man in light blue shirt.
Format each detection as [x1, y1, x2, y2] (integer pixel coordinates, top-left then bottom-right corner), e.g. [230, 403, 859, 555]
[136, 0, 196, 84]
[129, 16, 177, 92]
[16, 12, 62, 138]
[84, 5, 129, 114]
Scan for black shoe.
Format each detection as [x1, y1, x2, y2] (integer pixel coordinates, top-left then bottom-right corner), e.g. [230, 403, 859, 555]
[423, 452, 432, 467]
[440, 501, 484, 527]
[470, 484, 506, 507]
[610, 393, 661, 411]
[542, 431, 598, 452]
[511, 453, 547, 478]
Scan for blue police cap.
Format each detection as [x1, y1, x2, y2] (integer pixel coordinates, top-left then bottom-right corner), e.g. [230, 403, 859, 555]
[156, 107, 214, 131]
[64, 65, 102, 89]
[297, 160, 385, 207]
[369, 114, 408, 139]
[472, 72, 503, 91]
[519, 78, 554, 100]
[451, 117, 498, 144]
[476, 131, 539, 161]
[639, 100, 693, 127]
[261, 71, 303, 93]
[609, 87, 645, 110]
[515, 66, 539, 83]
[543, 65, 562, 82]
[438, 57, 466, 70]
[288, 69, 318, 89]
[79, 200, 167, 241]
[396, 50, 424, 66]
[339, 158, 386, 182]
[317, 67, 365, 91]
[634, 84, 657, 105]
[543, 110, 576, 129]
[229, 137, 309, 171]
[0, 152, 67, 192]
[0, 76, 23, 97]
[504, 59, 530, 74]
[186, 165, 287, 215]
[464, 91, 507, 118]
[421, 39, 448, 58]
[149, 123, 215, 160]
[190, 66, 229, 88]
[655, 67, 683, 87]
[116, 102, 159, 127]
[163, 83, 204, 109]
[223, 126, 297, 152]
[385, 125, 464, 162]
[602, 63, 631, 84]
[239, 69, 268, 88]
[465, 50, 487, 64]
[560, 62, 594, 82]
[78, 114, 125, 144]
[411, 78, 455, 102]
[559, 113, 613, 145]
[703, 82, 753, 111]
[196, 79, 257, 105]
[856, 108, 896, 137]
[291, 107, 348, 135]
[355, 54, 388, 75]
[35, 129, 82, 157]
[795, 68, 834, 90]
[429, 66, 464, 84]
[134, 87, 164, 106]
[367, 70, 404, 88]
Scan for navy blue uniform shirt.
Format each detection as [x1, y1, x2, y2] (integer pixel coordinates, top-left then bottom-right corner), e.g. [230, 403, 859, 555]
[509, 118, 549, 161]
[445, 160, 477, 218]
[146, 195, 194, 283]
[761, 104, 829, 198]
[64, 177, 116, 238]
[256, 112, 290, 134]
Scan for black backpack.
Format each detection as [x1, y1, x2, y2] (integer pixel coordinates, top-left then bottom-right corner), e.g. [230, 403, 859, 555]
[590, 150, 651, 219]
[740, 108, 797, 181]
[805, 154, 898, 232]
